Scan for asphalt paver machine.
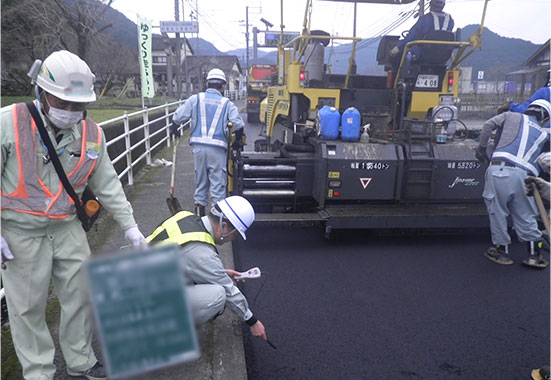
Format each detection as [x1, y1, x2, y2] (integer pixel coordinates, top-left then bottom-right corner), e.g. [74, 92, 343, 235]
[231, 0, 491, 236]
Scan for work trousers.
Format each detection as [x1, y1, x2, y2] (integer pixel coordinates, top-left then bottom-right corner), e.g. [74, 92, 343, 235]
[186, 284, 226, 325]
[2, 222, 97, 380]
[192, 144, 227, 207]
[482, 163, 541, 246]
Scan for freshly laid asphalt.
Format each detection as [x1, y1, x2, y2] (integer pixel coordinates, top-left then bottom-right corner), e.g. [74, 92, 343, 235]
[234, 227, 550, 380]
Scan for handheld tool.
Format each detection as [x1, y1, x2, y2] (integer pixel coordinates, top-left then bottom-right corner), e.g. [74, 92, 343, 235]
[235, 267, 261, 280]
[166, 135, 182, 215]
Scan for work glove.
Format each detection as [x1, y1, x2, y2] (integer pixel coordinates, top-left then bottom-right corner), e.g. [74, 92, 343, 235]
[496, 101, 512, 114]
[124, 225, 147, 246]
[170, 121, 181, 138]
[525, 176, 550, 201]
[536, 152, 551, 174]
[389, 46, 400, 57]
[1, 236, 14, 267]
[474, 146, 490, 165]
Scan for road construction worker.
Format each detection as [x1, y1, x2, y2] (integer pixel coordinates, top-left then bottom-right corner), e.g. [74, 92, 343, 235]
[475, 99, 551, 268]
[146, 195, 267, 341]
[0, 50, 147, 380]
[171, 68, 245, 217]
[389, 0, 454, 63]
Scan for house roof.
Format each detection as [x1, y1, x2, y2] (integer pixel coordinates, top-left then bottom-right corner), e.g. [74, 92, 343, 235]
[522, 39, 550, 67]
[152, 34, 194, 55]
[185, 55, 243, 76]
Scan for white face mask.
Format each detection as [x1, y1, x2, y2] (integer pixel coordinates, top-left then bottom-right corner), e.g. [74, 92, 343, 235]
[42, 94, 84, 129]
[47, 106, 84, 129]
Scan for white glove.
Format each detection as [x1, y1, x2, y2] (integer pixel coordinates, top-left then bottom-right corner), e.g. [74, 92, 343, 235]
[124, 225, 147, 246]
[536, 152, 551, 174]
[1, 237, 14, 266]
[389, 46, 400, 57]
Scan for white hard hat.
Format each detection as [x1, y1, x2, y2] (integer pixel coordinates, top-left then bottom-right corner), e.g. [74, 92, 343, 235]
[526, 99, 551, 122]
[206, 68, 226, 83]
[216, 196, 255, 240]
[36, 50, 96, 103]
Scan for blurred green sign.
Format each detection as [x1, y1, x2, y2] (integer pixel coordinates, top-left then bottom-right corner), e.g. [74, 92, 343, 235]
[85, 245, 199, 379]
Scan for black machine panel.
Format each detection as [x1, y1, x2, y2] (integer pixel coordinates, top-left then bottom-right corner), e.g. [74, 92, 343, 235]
[313, 140, 404, 205]
[432, 142, 486, 200]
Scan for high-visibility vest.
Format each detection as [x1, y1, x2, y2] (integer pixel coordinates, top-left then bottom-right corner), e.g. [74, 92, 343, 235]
[492, 114, 549, 176]
[1, 103, 102, 218]
[146, 211, 216, 247]
[189, 90, 230, 149]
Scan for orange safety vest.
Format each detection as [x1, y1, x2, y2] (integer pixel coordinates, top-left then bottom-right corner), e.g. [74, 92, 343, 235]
[1, 103, 102, 218]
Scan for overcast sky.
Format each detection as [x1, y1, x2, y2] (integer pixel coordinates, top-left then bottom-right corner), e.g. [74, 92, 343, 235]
[112, 0, 551, 52]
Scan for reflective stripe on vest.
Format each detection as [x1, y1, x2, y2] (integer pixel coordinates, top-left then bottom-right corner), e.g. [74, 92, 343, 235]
[492, 115, 549, 175]
[146, 211, 216, 247]
[0, 103, 101, 217]
[189, 93, 229, 148]
[432, 12, 450, 31]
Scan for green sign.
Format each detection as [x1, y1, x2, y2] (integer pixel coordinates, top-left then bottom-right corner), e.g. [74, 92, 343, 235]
[85, 245, 199, 379]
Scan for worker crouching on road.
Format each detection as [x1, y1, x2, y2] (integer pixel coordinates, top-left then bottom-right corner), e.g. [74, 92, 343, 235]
[146, 195, 267, 340]
[475, 99, 551, 268]
[170, 68, 245, 217]
[0, 50, 147, 380]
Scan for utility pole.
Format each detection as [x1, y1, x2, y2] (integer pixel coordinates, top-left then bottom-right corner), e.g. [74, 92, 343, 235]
[182, 0, 190, 97]
[245, 6, 250, 75]
[253, 27, 258, 63]
[174, 0, 182, 98]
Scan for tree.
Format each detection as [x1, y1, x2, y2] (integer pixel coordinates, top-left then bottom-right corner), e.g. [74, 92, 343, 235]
[1, 0, 116, 95]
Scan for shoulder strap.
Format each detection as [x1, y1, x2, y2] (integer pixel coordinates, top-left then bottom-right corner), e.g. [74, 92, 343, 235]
[25, 102, 87, 219]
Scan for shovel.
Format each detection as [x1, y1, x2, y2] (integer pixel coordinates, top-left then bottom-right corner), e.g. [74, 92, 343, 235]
[532, 184, 550, 237]
[166, 136, 182, 215]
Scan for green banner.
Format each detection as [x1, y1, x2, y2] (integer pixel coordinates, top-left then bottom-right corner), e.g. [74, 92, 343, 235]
[137, 17, 155, 98]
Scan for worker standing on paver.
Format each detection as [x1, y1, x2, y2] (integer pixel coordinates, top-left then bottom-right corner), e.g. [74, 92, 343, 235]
[0, 50, 147, 380]
[146, 195, 267, 341]
[171, 68, 245, 217]
[475, 99, 551, 268]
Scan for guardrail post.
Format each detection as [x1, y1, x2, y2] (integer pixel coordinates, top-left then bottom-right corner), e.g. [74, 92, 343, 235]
[143, 107, 151, 165]
[165, 102, 171, 148]
[124, 112, 133, 185]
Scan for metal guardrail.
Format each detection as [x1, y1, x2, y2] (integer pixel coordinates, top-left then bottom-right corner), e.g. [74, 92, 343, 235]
[224, 89, 247, 100]
[100, 100, 189, 185]
[84, 91, 245, 186]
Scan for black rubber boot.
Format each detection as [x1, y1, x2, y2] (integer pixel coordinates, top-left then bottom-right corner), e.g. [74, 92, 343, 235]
[483, 244, 513, 265]
[194, 204, 205, 217]
[522, 241, 549, 269]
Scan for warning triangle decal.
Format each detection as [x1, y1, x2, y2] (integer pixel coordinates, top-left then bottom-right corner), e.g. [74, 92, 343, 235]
[360, 178, 372, 189]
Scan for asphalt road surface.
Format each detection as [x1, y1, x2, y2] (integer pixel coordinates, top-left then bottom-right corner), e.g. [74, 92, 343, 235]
[233, 226, 550, 380]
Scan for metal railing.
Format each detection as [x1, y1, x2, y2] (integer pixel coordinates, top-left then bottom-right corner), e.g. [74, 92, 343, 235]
[224, 89, 247, 100]
[100, 100, 189, 185]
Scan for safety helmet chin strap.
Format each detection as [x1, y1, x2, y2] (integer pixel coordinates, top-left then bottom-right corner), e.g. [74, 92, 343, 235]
[212, 206, 236, 240]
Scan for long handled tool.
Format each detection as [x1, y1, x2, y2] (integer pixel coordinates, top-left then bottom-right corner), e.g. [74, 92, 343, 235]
[532, 184, 550, 237]
[166, 136, 182, 215]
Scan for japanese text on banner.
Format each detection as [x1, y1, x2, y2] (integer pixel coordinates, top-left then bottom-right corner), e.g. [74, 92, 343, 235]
[138, 18, 155, 98]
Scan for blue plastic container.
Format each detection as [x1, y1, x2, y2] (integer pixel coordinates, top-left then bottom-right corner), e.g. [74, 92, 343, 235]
[341, 107, 361, 142]
[319, 106, 340, 140]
